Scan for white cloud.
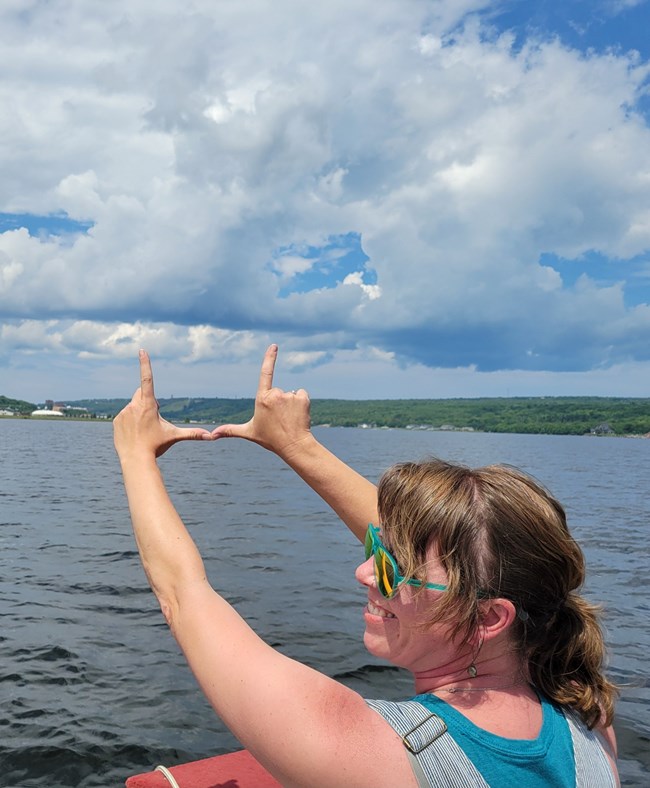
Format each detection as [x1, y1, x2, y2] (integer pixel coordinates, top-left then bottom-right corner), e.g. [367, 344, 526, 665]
[343, 272, 382, 300]
[607, 0, 647, 11]
[0, 319, 261, 364]
[283, 350, 330, 371]
[1, 0, 649, 397]
[271, 254, 315, 279]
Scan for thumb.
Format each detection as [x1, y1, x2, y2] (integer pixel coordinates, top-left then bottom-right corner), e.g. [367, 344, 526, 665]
[211, 421, 252, 440]
[172, 425, 214, 442]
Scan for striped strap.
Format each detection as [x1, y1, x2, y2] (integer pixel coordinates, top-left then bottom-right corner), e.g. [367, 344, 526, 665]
[564, 710, 618, 788]
[366, 699, 490, 788]
[368, 698, 617, 788]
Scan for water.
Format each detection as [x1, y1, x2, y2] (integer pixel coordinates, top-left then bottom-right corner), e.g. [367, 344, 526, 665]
[1, 420, 648, 787]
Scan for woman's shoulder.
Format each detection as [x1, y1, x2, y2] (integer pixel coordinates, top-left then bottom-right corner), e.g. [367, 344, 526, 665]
[556, 704, 619, 787]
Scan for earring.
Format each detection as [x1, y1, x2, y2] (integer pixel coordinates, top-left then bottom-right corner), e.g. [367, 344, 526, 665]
[467, 635, 483, 678]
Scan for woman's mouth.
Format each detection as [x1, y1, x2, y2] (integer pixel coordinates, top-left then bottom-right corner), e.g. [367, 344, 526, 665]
[367, 600, 396, 619]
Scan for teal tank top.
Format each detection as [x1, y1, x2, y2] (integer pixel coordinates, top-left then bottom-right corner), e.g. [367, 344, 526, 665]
[411, 692, 576, 788]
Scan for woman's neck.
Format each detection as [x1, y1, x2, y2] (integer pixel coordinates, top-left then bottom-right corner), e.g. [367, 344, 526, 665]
[412, 647, 526, 696]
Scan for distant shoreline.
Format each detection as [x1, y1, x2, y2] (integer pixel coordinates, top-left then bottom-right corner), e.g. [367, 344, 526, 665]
[3, 393, 649, 437]
[2, 411, 648, 439]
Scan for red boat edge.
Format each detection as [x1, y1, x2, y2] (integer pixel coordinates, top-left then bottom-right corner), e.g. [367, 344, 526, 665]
[125, 749, 282, 788]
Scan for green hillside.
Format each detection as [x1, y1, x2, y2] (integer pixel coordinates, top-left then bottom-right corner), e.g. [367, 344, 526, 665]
[63, 395, 650, 436]
[0, 395, 36, 414]
[309, 396, 650, 435]
[70, 397, 255, 422]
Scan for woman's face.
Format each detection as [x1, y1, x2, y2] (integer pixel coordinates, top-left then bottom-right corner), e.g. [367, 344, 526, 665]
[355, 539, 465, 675]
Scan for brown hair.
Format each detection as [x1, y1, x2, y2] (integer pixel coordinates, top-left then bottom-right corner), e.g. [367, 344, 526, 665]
[377, 458, 618, 728]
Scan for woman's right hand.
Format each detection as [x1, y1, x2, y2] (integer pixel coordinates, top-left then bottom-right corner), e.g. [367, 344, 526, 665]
[212, 344, 312, 459]
[215, 343, 378, 542]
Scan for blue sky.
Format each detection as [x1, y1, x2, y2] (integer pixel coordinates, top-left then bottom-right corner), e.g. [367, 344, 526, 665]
[1, 0, 650, 402]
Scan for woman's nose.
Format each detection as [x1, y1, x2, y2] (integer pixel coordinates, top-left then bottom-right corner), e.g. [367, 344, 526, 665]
[355, 556, 376, 588]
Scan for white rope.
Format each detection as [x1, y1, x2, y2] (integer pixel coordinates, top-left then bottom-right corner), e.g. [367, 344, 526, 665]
[154, 764, 182, 788]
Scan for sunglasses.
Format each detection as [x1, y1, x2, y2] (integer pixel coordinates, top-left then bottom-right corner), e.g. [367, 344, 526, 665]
[365, 524, 448, 600]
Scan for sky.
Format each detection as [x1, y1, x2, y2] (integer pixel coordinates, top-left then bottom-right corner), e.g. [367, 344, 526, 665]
[2, 0, 650, 403]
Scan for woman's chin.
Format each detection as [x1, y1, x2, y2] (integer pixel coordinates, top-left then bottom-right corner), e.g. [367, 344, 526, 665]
[363, 629, 395, 662]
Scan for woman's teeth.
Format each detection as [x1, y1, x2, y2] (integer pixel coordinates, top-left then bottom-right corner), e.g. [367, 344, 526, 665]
[367, 601, 396, 618]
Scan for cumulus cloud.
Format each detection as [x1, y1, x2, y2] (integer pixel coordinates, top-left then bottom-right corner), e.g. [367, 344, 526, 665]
[607, 0, 647, 11]
[0, 319, 259, 363]
[1, 0, 649, 397]
[283, 350, 331, 372]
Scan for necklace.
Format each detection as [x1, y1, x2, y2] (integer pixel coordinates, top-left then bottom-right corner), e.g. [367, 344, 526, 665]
[441, 675, 526, 694]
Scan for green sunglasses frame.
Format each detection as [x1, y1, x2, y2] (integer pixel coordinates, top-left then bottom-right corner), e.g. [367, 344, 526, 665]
[365, 524, 448, 599]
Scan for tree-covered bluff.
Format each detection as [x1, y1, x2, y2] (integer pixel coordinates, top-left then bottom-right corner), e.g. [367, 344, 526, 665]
[64, 395, 650, 436]
[0, 395, 36, 414]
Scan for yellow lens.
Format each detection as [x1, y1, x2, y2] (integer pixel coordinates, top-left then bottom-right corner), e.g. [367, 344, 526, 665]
[376, 550, 396, 598]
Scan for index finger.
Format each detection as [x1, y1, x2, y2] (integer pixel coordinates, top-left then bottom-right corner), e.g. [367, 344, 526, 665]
[139, 349, 156, 399]
[257, 344, 278, 394]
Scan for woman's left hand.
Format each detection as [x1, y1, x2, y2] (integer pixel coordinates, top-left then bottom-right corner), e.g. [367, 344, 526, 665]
[113, 350, 214, 460]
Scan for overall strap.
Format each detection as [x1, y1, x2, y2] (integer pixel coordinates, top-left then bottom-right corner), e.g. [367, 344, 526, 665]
[366, 699, 490, 788]
[564, 710, 617, 788]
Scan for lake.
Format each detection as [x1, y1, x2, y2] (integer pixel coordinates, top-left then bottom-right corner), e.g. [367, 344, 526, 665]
[1, 419, 648, 786]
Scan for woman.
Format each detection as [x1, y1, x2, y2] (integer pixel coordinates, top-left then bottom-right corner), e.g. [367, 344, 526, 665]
[114, 345, 619, 787]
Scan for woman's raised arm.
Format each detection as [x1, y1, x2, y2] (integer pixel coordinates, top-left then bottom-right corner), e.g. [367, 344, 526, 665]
[212, 344, 378, 543]
[113, 351, 413, 788]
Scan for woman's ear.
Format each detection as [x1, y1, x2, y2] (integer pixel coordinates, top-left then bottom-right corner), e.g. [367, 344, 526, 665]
[476, 598, 518, 643]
